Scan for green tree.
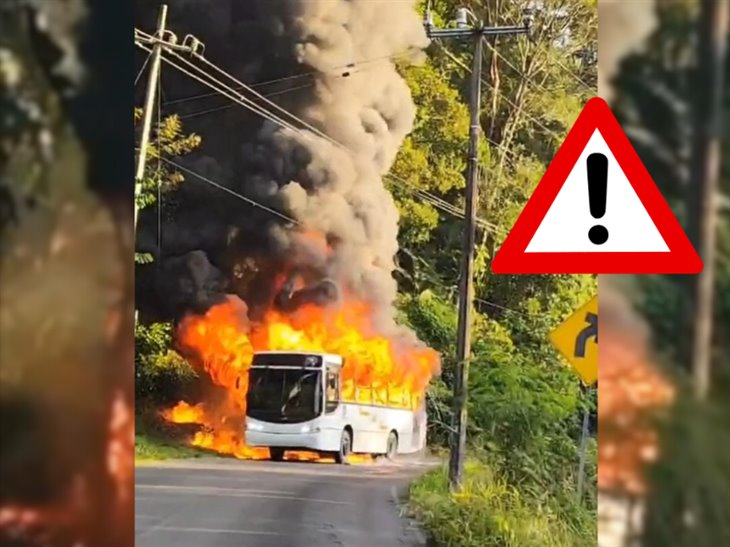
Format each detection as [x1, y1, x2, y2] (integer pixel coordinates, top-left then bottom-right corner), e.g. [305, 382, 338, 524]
[134, 109, 201, 263]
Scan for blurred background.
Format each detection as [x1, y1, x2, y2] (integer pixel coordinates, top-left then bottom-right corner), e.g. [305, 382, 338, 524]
[0, 2, 134, 546]
[598, 0, 729, 546]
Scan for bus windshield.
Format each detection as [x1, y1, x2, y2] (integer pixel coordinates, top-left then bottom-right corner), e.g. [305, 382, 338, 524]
[246, 368, 321, 424]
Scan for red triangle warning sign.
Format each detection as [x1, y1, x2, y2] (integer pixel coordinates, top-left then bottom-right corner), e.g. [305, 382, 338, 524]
[491, 97, 702, 274]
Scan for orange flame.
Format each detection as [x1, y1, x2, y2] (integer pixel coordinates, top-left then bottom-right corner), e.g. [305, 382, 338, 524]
[598, 317, 675, 496]
[165, 291, 439, 461]
[161, 401, 207, 425]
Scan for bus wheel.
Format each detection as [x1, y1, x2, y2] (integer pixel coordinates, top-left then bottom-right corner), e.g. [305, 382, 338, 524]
[386, 431, 398, 461]
[335, 429, 352, 464]
[269, 448, 285, 462]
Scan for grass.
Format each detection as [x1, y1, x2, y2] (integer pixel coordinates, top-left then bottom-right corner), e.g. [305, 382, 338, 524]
[409, 459, 595, 547]
[134, 431, 209, 462]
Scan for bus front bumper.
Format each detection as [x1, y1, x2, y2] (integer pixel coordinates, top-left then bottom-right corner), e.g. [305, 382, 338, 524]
[245, 427, 340, 452]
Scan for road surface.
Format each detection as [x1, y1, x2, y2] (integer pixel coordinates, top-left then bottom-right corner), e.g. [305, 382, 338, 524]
[135, 457, 436, 547]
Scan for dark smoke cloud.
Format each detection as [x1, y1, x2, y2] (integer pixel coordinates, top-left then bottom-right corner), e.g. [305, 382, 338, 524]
[135, 0, 428, 335]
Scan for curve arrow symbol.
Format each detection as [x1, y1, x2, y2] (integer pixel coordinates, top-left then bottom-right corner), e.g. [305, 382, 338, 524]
[574, 312, 598, 358]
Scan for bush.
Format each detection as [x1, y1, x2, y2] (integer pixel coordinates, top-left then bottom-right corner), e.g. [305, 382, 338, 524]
[410, 460, 596, 547]
[135, 322, 198, 405]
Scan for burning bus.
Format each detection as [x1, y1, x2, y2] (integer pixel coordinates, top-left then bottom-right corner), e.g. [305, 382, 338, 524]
[244, 351, 428, 464]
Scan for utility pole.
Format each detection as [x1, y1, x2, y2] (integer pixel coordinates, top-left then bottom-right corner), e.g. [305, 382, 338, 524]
[424, 6, 533, 491]
[134, 8, 205, 328]
[135, 4, 168, 231]
[688, 0, 729, 400]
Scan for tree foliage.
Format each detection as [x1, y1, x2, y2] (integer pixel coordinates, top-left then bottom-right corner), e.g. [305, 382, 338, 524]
[134, 109, 201, 263]
[134, 322, 198, 405]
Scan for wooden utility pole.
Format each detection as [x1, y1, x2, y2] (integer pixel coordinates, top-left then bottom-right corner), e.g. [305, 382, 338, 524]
[424, 6, 532, 491]
[449, 35, 483, 491]
[689, 0, 729, 400]
[135, 4, 168, 231]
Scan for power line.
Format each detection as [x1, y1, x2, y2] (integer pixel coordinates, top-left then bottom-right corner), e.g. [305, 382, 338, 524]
[385, 174, 505, 235]
[161, 47, 422, 106]
[158, 156, 301, 226]
[138, 29, 487, 219]
[437, 41, 564, 140]
[480, 37, 593, 94]
[550, 55, 594, 92]
[200, 52, 504, 230]
[138, 30, 488, 226]
[160, 158, 522, 318]
[135, 51, 153, 86]
[162, 41, 347, 153]
[135, 33, 505, 235]
[142, 30, 507, 200]
[161, 160, 523, 319]
[136, 40, 313, 146]
[195, 50, 350, 151]
[178, 82, 315, 120]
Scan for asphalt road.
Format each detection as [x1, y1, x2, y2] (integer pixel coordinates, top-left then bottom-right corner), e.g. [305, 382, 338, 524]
[135, 457, 436, 547]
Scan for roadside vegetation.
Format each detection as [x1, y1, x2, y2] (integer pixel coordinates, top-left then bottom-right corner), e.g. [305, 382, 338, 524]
[411, 456, 595, 547]
[134, 322, 205, 461]
[135, 432, 207, 462]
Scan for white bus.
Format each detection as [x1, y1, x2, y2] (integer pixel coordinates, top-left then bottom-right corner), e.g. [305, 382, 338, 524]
[243, 351, 427, 463]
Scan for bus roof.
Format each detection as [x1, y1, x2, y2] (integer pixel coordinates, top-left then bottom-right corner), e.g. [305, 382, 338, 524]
[253, 350, 343, 363]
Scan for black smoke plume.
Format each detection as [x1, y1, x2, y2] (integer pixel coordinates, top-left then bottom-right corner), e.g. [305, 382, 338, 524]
[135, 1, 427, 336]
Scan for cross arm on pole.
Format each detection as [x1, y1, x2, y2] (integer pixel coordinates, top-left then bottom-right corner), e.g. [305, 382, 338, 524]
[426, 25, 530, 40]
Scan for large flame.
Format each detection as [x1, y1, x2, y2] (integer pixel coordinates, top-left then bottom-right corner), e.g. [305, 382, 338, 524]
[164, 292, 440, 461]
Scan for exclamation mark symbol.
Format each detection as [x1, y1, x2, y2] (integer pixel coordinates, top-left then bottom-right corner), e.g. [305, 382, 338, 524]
[587, 153, 609, 245]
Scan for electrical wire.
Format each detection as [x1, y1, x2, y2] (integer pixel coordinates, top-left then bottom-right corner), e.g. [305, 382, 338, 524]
[437, 41, 564, 140]
[137, 28, 496, 230]
[195, 51, 348, 151]
[135, 35, 504, 235]
[139, 31, 484, 222]
[159, 156, 302, 226]
[179, 82, 315, 120]
[191, 44, 504, 234]
[135, 51, 152, 87]
[134, 30, 553, 324]
[157, 159, 524, 318]
[549, 54, 594, 93]
[155, 46, 501, 233]
[162, 47, 422, 106]
[136, 40, 312, 147]
[480, 36, 593, 95]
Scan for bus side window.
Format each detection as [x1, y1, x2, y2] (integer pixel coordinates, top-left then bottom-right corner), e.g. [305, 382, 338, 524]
[325, 371, 339, 413]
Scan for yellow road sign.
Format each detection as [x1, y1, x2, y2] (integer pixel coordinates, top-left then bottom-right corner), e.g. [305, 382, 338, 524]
[549, 296, 597, 385]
